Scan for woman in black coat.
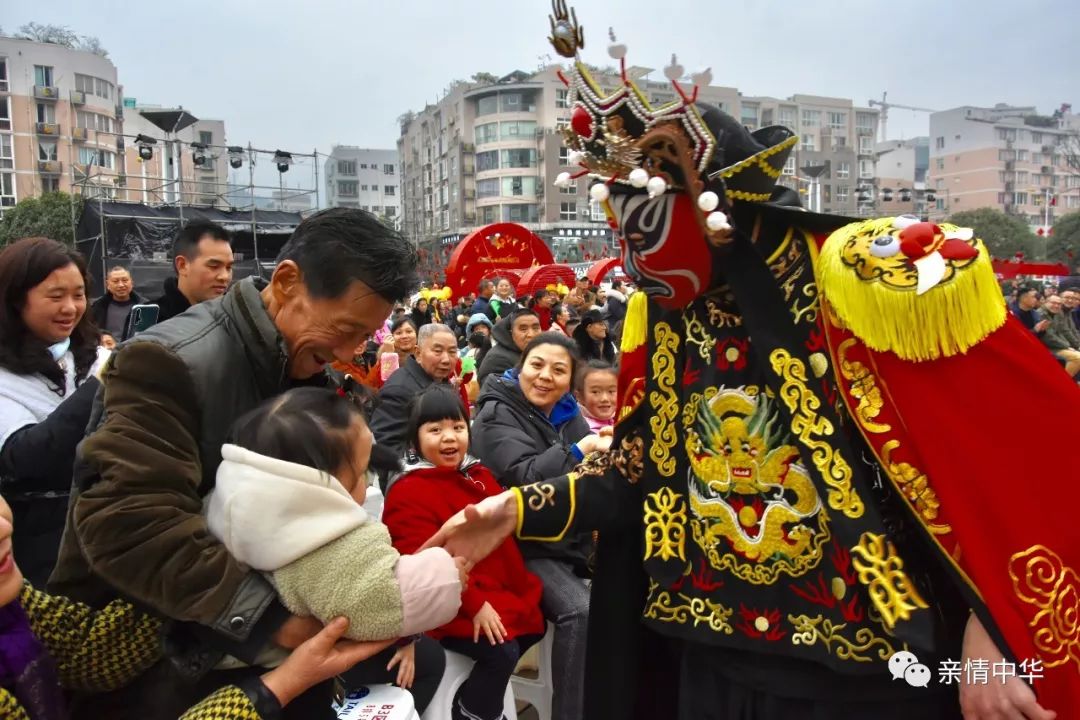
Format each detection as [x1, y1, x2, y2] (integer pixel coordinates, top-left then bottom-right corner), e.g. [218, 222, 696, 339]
[471, 332, 610, 720]
[572, 309, 617, 364]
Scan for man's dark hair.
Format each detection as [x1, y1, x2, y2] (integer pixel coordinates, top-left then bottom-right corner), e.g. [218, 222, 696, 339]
[173, 221, 231, 264]
[509, 307, 540, 326]
[478, 279, 494, 293]
[276, 208, 419, 302]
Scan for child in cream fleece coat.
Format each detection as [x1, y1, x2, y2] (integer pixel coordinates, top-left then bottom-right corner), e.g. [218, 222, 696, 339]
[206, 387, 464, 690]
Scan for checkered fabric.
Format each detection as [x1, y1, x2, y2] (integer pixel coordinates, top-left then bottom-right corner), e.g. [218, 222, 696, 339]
[179, 685, 262, 720]
[19, 583, 162, 692]
[0, 689, 32, 720]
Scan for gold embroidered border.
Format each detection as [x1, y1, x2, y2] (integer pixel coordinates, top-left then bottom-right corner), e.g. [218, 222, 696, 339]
[788, 613, 898, 663]
[1009, 544, 1080, 670]
[643, 487, 688, 562]
[880, 441, 950, 535]
[769, 348, 864, 519]
[850, 532, 929, 631]
[649, 322, 679, 477]
[690, 513, 831, 586]
[514, 473, 578, 542]
[837, 339, 890, 433]
[644, 580, 734, 635]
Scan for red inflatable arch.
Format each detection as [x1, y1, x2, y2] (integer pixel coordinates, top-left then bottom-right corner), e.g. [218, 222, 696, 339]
[444, 223, 554, 300]
[586, 258, 622, 286]
[516, 264, 577, 298]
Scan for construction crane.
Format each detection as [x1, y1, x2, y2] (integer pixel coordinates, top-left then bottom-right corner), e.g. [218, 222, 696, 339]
[868, 92, 937, 142]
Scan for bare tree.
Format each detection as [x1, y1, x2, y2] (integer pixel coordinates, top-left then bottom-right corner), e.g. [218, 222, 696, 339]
[77, 35, 109, 58]
[16, 22, 78, 47]
[1059, 130, 1080, 179]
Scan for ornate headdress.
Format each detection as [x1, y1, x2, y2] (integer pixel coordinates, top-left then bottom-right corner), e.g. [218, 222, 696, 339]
[547, 0, 798, 244]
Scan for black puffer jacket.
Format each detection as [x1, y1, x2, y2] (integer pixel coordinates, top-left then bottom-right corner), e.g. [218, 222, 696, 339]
[471, 373, 592, 569]
[476, 316, 521, 385]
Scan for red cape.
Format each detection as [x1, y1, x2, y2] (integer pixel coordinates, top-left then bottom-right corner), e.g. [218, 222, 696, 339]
[824, 307, 1080, 712]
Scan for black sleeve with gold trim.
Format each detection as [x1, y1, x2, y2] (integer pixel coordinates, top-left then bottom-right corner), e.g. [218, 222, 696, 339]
[512, 428, 645, 542]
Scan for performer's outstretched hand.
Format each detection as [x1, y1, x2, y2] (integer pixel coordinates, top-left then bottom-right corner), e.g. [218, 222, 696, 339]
[419, 490, 518, 566]
[960, 613, 1056, 720]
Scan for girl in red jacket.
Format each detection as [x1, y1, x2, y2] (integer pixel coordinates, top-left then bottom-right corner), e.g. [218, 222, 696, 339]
[382, 386, 545, 720]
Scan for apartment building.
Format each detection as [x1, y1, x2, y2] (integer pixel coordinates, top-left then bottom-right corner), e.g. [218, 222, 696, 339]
[927, 104, 1080, 225]
[873, 137, 930, 217]
[0, 35, 230, 212]
[323, 145, 400, 221]
[398, 68, 880, 268]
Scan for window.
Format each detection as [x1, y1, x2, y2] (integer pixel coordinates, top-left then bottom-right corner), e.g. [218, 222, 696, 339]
[34, 65, 54, 87]
[1017, 150, 1029, 162]
[836, 185, 849, 203]
[556, 89, 569, 109]
[384, 185, 396, 196]
[385, 206, 397, 217]
[782, 157, 796, 176]
[501, 93, 535, 113]
[75, 74, 94, 94]
[476, 150, 499, 171]
[77, 149, 116, 169]
[832, 136, 846, 149]
[1014, 192, 1029, 206]
[858, 136, 874, 154]
[503, 204, 538, 223]
[836, 161, 850, 179]
[501, 148, 536, 168]
[560, 201, 577, 221]
[502, 176, 537, 196]
[0, 134, 13, 170]
[477, 178, 500, 198]
[475, 122, 498, 145]
[338, 160, 357, 175]
[856, 113, 875, 132]
[801, 135, 816, 152]
[199, 131, 213, 146]
[360, 163, 368, 169]
[936, 158, 945, 170]
[0, 169, 14, 208]
[590, 200, 606, 221]
[827, 112, 847, 129]
[36, 103, 56, 124]
[0, 58, 6, 92]
[500, 121, 537, 140]
[859, 159, 874, 179]
[41, 177, 59, 193]
[477, 95, 498, 116]
[558, 147, 570, 165]
[95, 78, 113, 99]
[1016, 171, 1029, 184]
[778, 108, 796, 129]
[38, 142, 58, 161]
[384, 163, 395, 174]
[997, 128, 1017, 142]
[0, 96, 9, 131]
[801, 110, 820, 128]
[740, 105, 758, 128]
[1031, 132, 1043, 144]
[337, 181, 359, 197]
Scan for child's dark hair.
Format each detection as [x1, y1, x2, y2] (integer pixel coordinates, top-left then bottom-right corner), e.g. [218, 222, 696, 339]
[406, 385, 470, 454]
[228, 387, 400, 481]
[575, 359, 618, 391]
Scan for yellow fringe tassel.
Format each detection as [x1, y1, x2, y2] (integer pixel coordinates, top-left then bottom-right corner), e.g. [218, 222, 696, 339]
[817, 220, 1007, 362]
[620, 290, 649, 353]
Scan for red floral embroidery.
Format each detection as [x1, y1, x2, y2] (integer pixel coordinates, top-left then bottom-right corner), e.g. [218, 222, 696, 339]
[735, 605, 787, 642]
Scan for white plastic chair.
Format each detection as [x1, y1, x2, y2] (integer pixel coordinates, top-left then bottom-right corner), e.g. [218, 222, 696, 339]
[422, 649, 518, 720]
[509, 623, 554, 720]
[335, 684, 420, 720]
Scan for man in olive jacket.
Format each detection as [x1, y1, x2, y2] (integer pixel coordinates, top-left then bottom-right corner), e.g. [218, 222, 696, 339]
[49, 208, 418, 719]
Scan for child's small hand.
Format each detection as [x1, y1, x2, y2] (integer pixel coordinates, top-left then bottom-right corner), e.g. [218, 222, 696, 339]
[386, 641, 416, 689]
[454, 556, 470, 591]
[473, 601, 506, 645]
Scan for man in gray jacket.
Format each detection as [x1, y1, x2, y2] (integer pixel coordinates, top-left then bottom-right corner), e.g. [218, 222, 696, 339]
[1040, 294, 1080, 377]
[50, 208, 419, 719]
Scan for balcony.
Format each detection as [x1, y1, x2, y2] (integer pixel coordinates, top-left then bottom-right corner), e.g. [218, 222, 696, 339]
[70, 90, 86, 106]
[463, 188, 476, 200]
[34, 85, 59, 101]
[72, 126, 89, 142]
[38, 160, 62, 175]
[35, 122, 60, 137]
[1005, 160, 1015, 171]
[462, 165, 475, 177]
[72, 163, 90, 177]
[461, 143, 475, 154]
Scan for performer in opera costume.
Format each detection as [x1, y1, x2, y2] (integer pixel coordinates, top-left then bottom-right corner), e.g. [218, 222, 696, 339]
[425, 3, 1080, 718]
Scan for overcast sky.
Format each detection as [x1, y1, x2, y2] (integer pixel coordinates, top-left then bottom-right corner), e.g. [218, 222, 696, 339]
[7, 0, 1080, 190]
